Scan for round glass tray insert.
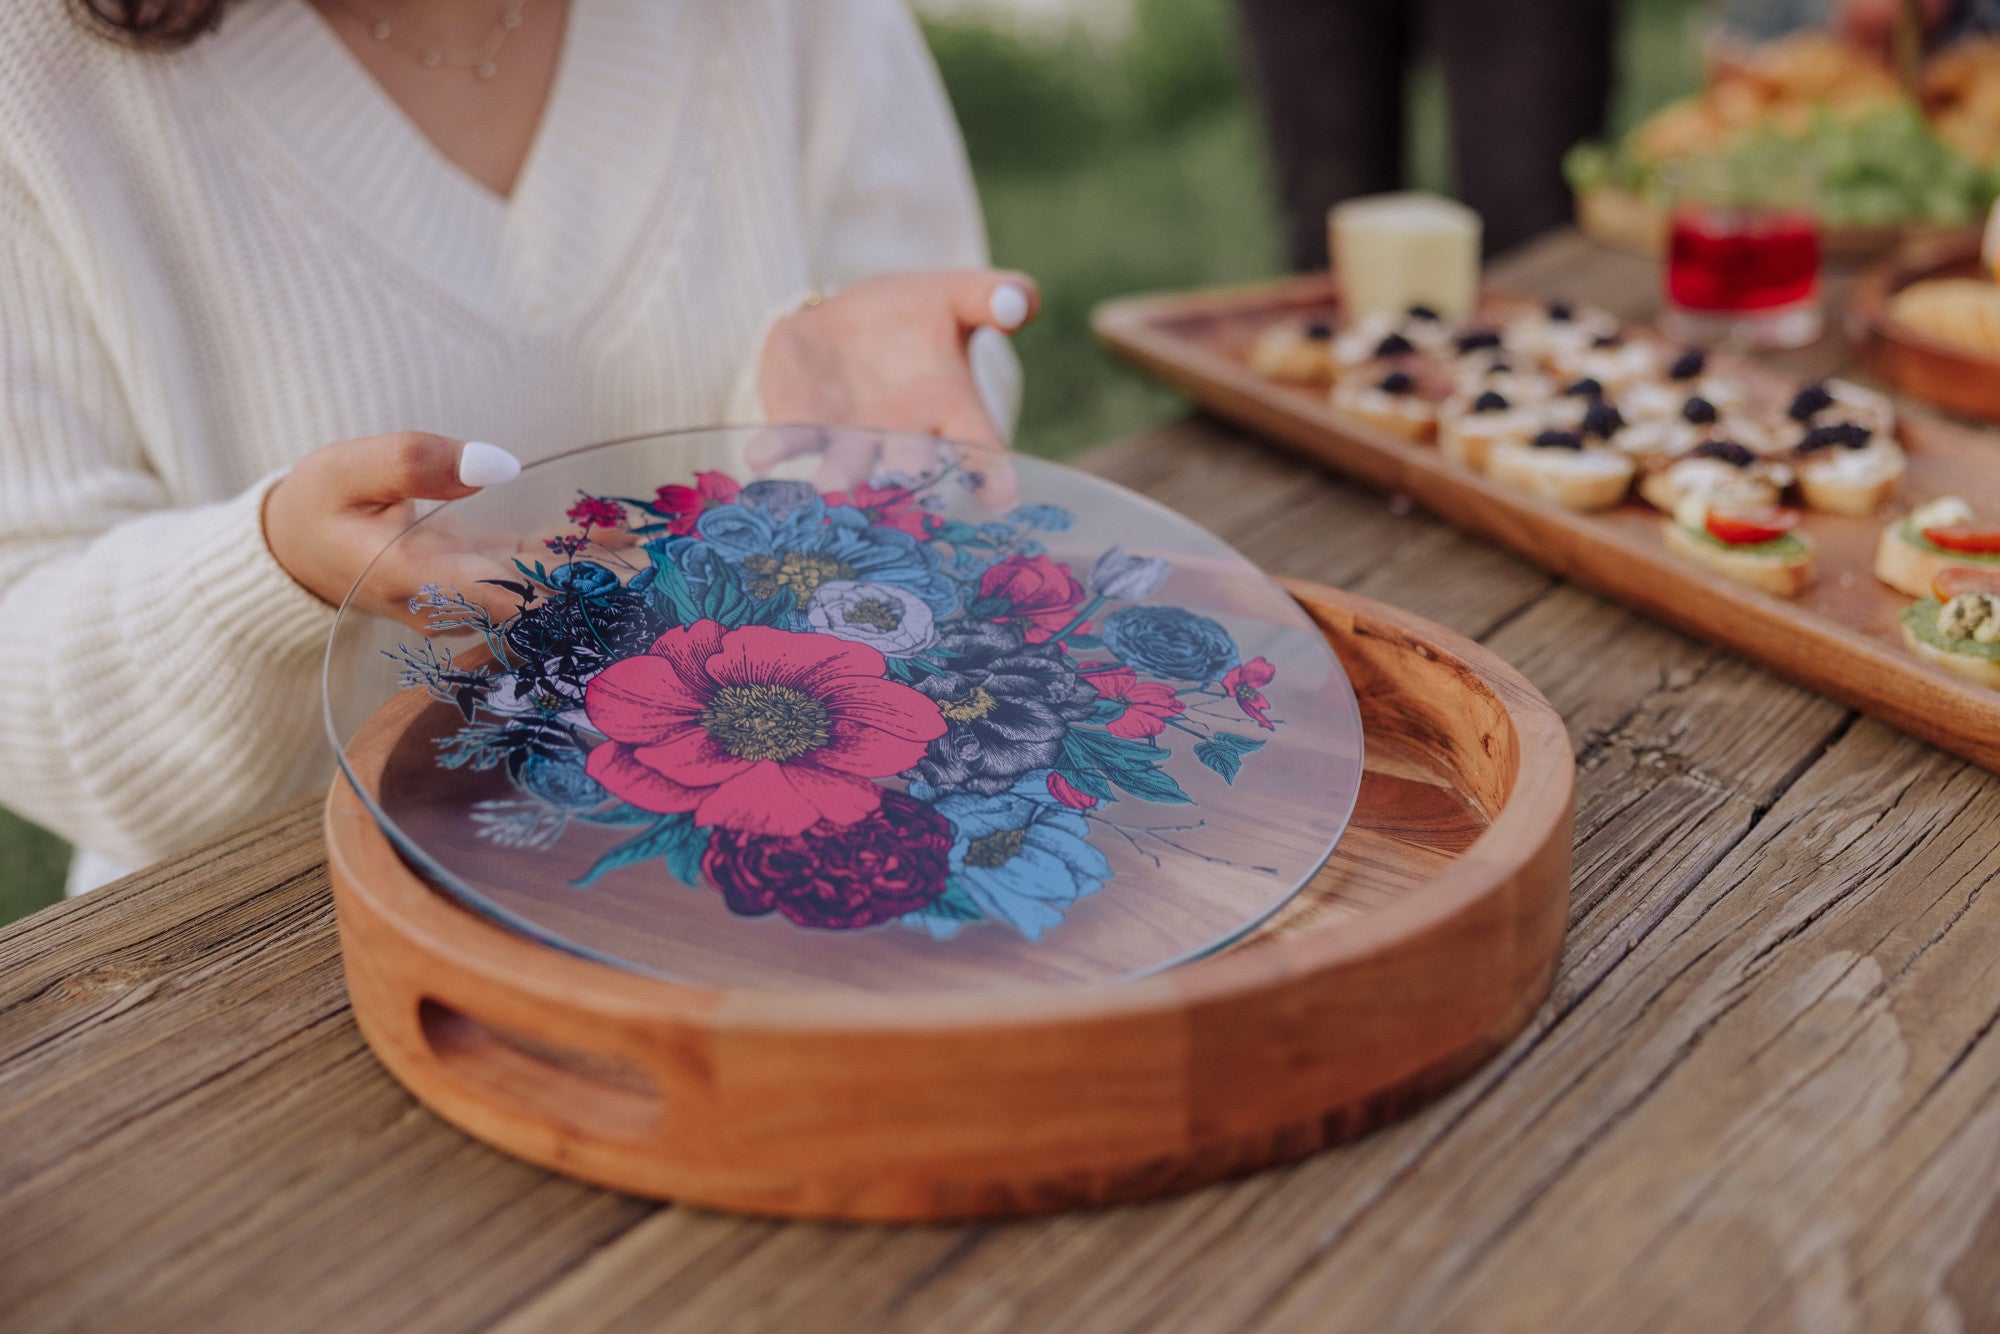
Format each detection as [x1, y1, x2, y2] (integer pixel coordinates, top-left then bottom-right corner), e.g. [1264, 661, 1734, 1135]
[324, 426, 1364, 992]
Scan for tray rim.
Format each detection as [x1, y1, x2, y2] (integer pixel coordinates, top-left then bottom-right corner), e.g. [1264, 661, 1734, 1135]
[1094, 273, 2000, 775]
[1849, 237, 2000, 422]
[325, 581, 1574, 1219]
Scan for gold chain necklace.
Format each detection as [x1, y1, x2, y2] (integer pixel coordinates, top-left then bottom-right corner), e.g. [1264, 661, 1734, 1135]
[326, 0, 532, 79]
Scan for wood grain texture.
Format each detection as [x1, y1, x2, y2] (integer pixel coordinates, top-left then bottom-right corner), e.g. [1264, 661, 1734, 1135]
[5, 231, 2000, 1332]
[323, 583, 1573, 1221]
[1094, 260, 2000, 775]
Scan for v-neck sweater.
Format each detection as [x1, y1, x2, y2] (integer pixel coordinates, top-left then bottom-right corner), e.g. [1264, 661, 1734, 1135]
[0, 0, 1007, 869]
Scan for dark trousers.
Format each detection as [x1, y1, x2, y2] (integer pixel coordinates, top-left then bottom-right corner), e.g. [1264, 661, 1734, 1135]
[1237, 0, 1616, 266]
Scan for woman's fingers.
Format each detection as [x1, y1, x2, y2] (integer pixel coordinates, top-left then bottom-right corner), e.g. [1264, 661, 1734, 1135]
[880, 432, 947, 480]
[941, 269, 1041, 337]
[293, 432, 519, 509]
[744, 424, 828, 472]
[811, 431, 884, 493]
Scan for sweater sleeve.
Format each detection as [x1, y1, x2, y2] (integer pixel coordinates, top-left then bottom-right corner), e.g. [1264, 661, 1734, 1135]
[0, 173, 334, 866]
[771, 0, 1024, 439]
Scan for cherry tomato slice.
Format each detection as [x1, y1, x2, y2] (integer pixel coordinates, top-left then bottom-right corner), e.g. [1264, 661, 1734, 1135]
[1705, 507, 1799, 546]
[1921, 525, 2000, 554]
[1933, 566, 2000, 601]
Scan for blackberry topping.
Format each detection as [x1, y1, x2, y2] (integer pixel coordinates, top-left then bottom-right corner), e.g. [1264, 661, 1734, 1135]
[1533, 429, 1584, 451]
[1472, 390, 1510, 413]
[1797, 422, 1872, 453]
[1564, 377, 1604, 399]
[1547, 301, 1574, 322]
[1692, 438, 1754, 467]
[1455, 329, 1503, 353]
[1304, 319, 1333, 341]
[1681, 395, 1718, 425]
[1378, 370, 1416, 395]
[1591, 332, 1624, 349]
[1407, 304, 1441, 322]
[1668, 349, 1705, 380]
[1374, 332, 1416, 358]
[1787, 383, 1834, 422]
[1582, 400, 1625, 439]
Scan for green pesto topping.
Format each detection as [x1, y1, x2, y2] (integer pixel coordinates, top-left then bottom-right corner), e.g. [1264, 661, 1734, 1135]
[1904, 599, 2000, 661]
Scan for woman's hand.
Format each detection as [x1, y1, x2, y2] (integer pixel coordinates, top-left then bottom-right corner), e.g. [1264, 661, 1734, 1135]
[263, 432, 526, 624]
[754, 268, 1040, 504]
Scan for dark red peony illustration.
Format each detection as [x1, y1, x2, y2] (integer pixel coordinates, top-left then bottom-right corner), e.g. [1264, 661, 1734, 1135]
[700, 789, 955, 929]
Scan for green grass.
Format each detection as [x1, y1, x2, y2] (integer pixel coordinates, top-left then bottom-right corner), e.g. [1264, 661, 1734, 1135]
[0, 807, 66, 923]
[0, 0, 1709, 926]
[986, 107, 1285, 458]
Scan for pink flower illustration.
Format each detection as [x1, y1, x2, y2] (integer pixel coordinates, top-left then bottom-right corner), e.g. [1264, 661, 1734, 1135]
[1045, 771, 1099, 810]
[979, 553, 1085, 643]
[1085, 665, 1186, 739]
[1222, 656, 1277, 730]
[565, 495, 625, 531]
[826, 481, 930, 537]
[584, 620, 946, 836]
[653, 470, 742, 536]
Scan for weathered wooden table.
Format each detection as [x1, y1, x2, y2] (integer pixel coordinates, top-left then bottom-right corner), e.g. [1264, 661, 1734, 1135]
[7, 231, 2000, 1333]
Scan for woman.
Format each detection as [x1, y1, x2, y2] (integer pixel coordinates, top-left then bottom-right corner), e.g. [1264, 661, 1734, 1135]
[0, 0, 1038, 892]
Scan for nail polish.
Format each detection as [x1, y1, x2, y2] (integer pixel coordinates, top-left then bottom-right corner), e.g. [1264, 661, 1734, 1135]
[989, 284, 1030, 332]
[458, 440, 521, 488]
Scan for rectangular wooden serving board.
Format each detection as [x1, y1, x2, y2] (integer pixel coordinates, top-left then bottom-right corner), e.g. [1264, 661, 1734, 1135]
[1094, 272, 2000, 773]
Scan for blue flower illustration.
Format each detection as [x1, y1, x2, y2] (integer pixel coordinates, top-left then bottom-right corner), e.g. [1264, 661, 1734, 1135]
[1099, 605, 1240, 683]
[546, 560, 622, 598]
[1009, 504, 1074, 532]
[907, 773, 1111, 938]
[689, 497, 958, 618]
[518, 751, 609, 809]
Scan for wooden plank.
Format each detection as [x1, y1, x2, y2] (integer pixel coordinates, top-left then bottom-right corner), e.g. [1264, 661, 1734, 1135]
[0, 805, 651, 1333]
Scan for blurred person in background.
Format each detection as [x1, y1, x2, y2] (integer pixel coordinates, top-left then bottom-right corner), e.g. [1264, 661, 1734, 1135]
[1235, 0, 1618, 265]
[0, 0, 1036, 895]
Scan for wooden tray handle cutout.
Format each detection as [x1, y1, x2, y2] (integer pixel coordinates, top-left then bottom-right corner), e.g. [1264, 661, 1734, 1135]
[414, 997, 664, 1144]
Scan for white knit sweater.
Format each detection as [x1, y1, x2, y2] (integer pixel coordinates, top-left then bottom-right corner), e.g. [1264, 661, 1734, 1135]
[0, 0, 1010, 873]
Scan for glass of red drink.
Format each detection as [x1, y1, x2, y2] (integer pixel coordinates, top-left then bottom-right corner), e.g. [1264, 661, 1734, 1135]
[1661, 153, 1823, 350]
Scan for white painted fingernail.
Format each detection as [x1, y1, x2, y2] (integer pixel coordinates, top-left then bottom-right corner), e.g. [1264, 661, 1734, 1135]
[458, 441, 520, 488]
[989, 283, 1030, 332]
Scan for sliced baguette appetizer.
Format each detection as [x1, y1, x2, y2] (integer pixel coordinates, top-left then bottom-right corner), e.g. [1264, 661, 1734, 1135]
[1793, 423, 1905, 516]
[1662, 499, 1815, 596]
[1784, 377, 1895, 438]
[1330, 368, 1437, 443]
[1487, 429, 1634, 511]
[1901, 593, 2000, 689]
[1873, 496, 2000, 598]
[1548, 335, 1661, 393]
[1438, 389, 1539, 471]
[1248, 318, 1337, 385]
[1636, 441, 1787, 514]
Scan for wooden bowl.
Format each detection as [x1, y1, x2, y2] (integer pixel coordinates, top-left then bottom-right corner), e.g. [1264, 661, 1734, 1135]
[1850, 238, 2000, 422]
[324, 581, 1574, 1222]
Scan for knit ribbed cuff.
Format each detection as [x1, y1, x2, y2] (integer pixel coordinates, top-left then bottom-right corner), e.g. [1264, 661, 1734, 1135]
[187, 470, 337, 671]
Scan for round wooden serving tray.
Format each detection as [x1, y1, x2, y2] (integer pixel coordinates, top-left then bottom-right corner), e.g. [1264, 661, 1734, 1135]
[1850, 238, 2000, 422]
[324, 580, 1574, 1222]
